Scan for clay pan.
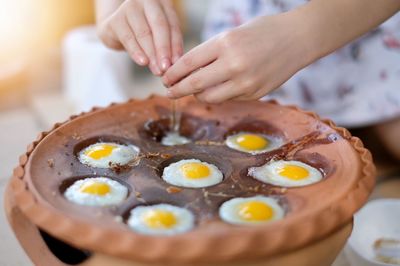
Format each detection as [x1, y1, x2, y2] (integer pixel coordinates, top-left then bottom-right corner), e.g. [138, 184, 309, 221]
[11, 95, 375, 264]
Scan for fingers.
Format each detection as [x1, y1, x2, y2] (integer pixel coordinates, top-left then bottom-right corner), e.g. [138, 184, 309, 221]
[163, 39, 218, 86]
[126, 4, 162, 76]
[110, 16, 148, 65]
[99, 0, 184, 76]
[161, 0, 183, 63]
[167, 60, 230, 98]
[194, 81, 245, 104]
[144, 0, 171, 71]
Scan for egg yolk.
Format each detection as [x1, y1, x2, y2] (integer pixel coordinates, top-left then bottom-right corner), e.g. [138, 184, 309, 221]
[277, 164, 309, 180]
[238, 201, 274, 222]
[85, 144, 116, 160]
[180, 162, 210, 179]
[235, 134, 269, 151]
[142, 210, 177, 229]
[80, 181, 110, 195]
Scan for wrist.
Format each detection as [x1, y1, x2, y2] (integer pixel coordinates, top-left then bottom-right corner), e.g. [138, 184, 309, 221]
[282, 3, 325, 68]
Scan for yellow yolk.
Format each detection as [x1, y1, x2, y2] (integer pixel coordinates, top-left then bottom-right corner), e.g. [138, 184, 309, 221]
[142, 210, 177, 229]
[80, 181, 110, 196]
[180, 162, 210, 179]
[277, 164, 309, 180]
[236, 134, 269, 151]
[85, 144, 116, 160]
[238, 201, 274, 222]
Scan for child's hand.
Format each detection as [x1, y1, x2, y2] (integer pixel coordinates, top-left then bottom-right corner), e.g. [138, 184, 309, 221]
[97, 0, 183, 76]
[162, 12, 313, 103]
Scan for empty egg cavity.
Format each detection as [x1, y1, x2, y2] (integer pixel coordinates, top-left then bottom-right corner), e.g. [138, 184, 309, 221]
[140, 113, 224, 145]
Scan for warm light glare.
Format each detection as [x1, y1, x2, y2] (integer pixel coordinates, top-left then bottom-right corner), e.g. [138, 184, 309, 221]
[0, 0, 94, 64]
[0, 0, 37, 63]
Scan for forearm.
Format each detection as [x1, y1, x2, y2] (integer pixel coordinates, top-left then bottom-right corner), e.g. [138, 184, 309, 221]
[95, 0, 124, 23]
[295, 0, 400, 63]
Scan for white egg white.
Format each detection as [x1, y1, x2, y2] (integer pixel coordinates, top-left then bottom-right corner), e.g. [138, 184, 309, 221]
[219, 196, 285, 225]
[161, 132, 191, 146]
[225, 132, 283, 155]
[162, 159, 223, 188]
[248, 160, 323, 187]
[78, 142, 139, 168]
[64, 177, 128, 206]
[127, 204, 195, 235]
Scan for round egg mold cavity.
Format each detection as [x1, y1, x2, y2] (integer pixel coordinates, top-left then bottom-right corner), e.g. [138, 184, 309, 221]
[139, 112, 224, 144]
[73, 136, 142, 172]
[9, 95, 375, 264]
[224, 119, 285, 140]
[244, 151, 333, 188]
[157, 153, 233, 182]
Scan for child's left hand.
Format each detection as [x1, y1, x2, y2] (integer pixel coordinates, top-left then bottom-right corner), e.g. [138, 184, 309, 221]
[163, 12, 314, 103]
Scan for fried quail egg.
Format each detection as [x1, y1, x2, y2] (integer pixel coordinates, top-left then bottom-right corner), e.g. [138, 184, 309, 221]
[127, 204, 195, 235]
[78, 142, 139, 168]
[225, 132, 282, 154]
[64, 177, 128, 206]
[162, 159, 223, 188]
[248, 160, 323, 187]
[161, 132, 191, 146]
[219, 196, 284, 225]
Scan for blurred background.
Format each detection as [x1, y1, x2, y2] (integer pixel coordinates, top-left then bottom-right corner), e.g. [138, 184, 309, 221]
[0, 1, 399, 265]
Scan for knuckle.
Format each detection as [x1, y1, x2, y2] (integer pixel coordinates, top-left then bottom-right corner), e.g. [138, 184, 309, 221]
[228, 59, 246, 74]
[170, 25, 182, 36]
[217, 32, 236, 49]
[108, 14, 120, 30]
[158, 45, 170, 55]
[136, 27, 152, 39]
[189, 77, 203, 90]
[161, 0, 173, 7]
[182, 55, 193, 67]
[154, 14, 168, 27]
[172, 42, 183, 54]
[228, 51, 249, 73]
[120, 32, 135, 44]
[125, 0, 141, 10]
[240, 78, 257, 91]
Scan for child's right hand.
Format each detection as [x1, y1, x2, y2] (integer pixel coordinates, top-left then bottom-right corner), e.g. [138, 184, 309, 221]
[96, 0, 183, 76]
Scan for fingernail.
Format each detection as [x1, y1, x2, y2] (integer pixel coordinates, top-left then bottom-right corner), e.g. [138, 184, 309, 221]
[135, 53, 147, 65]
[163, 81, 170, 88]
[160, 58, 170, 71]
[162, 76, 170, 87]
[154, 66, 162, 76]
[150, 62, 162, 76]
[166, 89, 173, 97]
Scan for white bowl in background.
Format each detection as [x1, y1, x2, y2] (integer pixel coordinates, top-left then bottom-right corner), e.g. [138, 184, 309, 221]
[345, 199, 400, 266]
